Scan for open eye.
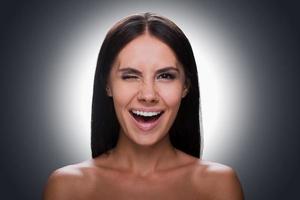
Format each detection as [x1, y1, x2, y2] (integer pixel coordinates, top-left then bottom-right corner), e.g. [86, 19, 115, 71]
[157, 73, 176, 80]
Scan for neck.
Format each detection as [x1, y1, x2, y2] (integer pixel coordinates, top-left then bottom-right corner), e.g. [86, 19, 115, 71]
[110, 131, 178, 177]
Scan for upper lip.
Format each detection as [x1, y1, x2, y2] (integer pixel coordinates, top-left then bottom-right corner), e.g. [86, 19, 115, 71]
[130, 108, 164, 113]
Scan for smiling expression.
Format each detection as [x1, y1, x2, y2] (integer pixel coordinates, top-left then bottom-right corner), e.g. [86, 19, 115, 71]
[107, 34, 188, 146]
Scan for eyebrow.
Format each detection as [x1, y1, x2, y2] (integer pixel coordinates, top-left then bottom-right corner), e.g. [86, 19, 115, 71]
[156, 66, 180, 74]
[118, 66, 180, 75]
[118, 67, 142, 76]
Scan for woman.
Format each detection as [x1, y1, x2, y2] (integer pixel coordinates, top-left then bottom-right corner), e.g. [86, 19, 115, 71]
[43, 12, 244, 199]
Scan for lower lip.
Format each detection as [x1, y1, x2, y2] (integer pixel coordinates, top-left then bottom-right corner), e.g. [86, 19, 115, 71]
[130, 112, 163, 132]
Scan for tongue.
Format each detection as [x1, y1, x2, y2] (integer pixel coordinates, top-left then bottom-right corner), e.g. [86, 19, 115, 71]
[134, 115, 158, 123]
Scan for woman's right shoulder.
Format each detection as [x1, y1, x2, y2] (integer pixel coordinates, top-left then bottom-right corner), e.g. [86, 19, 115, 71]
[43, 160, 98, 200]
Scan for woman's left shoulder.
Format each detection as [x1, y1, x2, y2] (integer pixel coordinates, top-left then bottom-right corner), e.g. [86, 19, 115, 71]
[193, 160, 237, 177]
[191, 160, 244, 199]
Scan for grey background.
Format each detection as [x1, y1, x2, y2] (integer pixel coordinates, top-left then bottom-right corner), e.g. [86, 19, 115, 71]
[1, 0, 299, 199]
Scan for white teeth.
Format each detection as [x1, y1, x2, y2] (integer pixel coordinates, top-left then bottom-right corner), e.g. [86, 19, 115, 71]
[132, 110, 161, 117]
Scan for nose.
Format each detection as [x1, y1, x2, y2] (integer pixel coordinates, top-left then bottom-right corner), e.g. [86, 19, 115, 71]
[137, 81, 159, 103]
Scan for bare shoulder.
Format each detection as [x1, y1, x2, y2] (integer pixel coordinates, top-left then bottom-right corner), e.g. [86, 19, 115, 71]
[194, 160, 238, 178]
[43, 160, 98, 200]
[192, 160, 244, 200]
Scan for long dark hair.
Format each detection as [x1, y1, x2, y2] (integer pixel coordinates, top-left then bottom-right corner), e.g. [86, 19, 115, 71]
[91, 12, 201, 158]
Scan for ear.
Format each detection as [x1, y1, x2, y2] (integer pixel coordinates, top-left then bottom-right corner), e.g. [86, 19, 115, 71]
[182, 79, 190, 98]
[106, 86, 112, 97]
[182, 87, 189, 98]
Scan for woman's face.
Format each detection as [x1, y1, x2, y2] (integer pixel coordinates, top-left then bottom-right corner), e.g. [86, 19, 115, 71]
[107, 34, 188, 146]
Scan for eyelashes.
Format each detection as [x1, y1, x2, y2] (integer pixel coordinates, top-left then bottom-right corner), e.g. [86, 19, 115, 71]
[121, 73, 177, 80]
[121, 75, 138, 80]
[157, 73, 176, 80]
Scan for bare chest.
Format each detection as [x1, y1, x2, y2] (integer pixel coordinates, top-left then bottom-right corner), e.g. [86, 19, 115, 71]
[83, 170, 202, 200]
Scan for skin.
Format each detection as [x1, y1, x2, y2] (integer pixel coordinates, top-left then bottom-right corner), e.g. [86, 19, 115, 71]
[43, 33, 244, 200]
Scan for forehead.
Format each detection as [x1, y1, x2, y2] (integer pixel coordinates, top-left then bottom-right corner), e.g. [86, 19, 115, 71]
[115, 34, 179, 69]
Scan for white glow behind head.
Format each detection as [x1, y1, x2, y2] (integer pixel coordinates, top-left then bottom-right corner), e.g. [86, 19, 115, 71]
[47, 2, 253, 162]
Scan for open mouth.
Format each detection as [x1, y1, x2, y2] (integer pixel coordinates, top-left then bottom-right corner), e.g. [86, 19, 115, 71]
[129, 110, 164, 123]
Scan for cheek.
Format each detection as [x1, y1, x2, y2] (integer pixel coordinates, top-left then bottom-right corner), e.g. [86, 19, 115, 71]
[158, 84, 183, 108]
[111, 82, 138, 106]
